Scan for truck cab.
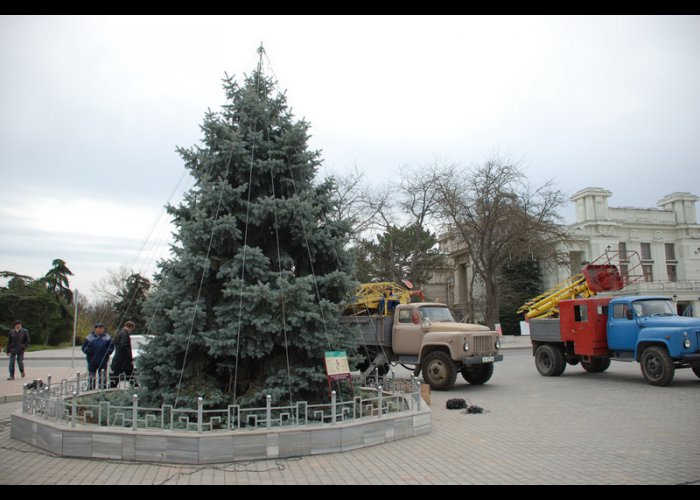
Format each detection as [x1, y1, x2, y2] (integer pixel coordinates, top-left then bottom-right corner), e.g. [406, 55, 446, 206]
[606, 296, 700, 385]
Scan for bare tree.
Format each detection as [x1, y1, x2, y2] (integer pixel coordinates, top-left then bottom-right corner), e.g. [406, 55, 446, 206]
[382, 162, 450, 286]
[432, 155, 568, 329]
[327, 165, 394, 243]
[90, 265, 133, 305]
[341, 163, 449, 286]
[397, 162, 444, 230]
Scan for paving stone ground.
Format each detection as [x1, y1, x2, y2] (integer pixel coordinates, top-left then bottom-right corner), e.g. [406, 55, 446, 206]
[0, 347, 698, 485]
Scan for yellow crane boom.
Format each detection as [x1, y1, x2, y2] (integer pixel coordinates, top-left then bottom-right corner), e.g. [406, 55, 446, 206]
[519, 250, 644, 320]
[517, 273, 595, 319]
[344, 281, 423, 316]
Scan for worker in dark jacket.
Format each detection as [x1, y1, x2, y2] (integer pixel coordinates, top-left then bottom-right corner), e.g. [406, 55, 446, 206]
[81, 323, 114, 390]
[5, 320, 30, 380]
[110, 321, 135, 388]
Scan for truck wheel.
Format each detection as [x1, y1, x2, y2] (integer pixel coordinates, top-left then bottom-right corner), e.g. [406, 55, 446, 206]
[692, 363, 700, 380]
[461, 363, 494, 385]
[581, 357, 611, 373]
[422, 351, 457, 391]
[640, 346, 675, 386]
[535, 345, 566, 377]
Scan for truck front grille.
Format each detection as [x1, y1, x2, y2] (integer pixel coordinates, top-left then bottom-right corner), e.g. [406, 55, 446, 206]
[473, 335, 494, 354]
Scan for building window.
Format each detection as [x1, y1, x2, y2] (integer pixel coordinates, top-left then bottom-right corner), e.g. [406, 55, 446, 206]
[641, 242, 652, 261]
[642, 264, 654, 282]
[569, 251, 584, 277]
[620, 264, 629, 285]
[667, 265, 677, 282]
[665, 243, 676, 261]
[618, 241, 628, 260]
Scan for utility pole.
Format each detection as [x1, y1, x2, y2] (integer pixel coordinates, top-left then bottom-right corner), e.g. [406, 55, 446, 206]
[72, 289, 78, 368]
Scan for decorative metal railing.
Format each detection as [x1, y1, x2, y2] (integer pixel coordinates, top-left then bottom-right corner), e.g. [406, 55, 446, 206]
[21, 370, 423, 433]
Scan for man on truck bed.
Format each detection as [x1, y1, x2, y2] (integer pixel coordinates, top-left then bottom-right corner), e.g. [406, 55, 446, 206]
[377, 286, 400, 316]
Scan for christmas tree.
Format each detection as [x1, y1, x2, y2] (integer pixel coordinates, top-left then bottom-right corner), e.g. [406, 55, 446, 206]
[138, 51, 358, 409]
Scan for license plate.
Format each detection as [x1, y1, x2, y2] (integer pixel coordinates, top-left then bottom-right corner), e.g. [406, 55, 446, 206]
[482, 356, 495, 362]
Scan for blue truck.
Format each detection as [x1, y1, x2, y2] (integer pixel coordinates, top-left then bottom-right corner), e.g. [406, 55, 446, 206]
[528, 295, 700, 386]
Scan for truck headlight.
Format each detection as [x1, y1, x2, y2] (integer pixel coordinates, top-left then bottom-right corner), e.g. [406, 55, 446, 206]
[683, 338, 691, 349]
[463, 341, 470, 352]
[495, 339, 501, 350]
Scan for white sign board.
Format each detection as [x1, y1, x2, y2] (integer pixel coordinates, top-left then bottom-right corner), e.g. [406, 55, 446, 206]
[519, 321, 530, 336]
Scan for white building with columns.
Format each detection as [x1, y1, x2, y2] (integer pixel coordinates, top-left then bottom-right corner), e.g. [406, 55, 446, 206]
[434, 187, 700, 321]
[548, 187, 700, 316]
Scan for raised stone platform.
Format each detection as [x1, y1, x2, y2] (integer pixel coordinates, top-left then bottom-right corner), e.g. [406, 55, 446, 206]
[11, 401, 430, 463]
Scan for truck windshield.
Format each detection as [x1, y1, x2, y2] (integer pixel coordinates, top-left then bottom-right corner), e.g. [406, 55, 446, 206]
[419, 306, 455, 322]
[631, 300, 677, 317]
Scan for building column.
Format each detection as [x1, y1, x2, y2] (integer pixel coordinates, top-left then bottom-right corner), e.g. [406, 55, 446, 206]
[690, 300, 700, 318]
[454, 262, 467, 305]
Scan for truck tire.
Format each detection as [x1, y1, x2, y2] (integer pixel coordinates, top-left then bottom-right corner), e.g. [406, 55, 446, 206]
[581, 357, 611, 373]
[692, 363, 700, 380]
[640, 346, 675, 386]
[535, 344, 566, 377]
[422, 351, 457, 391]
[461, 363, 494, 385]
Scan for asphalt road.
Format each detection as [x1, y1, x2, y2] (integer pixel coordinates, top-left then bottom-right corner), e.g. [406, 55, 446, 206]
[1, 348, 698, 485]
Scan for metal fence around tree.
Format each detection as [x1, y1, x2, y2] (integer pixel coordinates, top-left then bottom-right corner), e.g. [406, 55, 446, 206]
[21, 370, 423, 433]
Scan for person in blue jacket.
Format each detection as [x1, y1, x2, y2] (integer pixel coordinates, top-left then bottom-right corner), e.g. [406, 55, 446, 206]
[81, 323, 114, 390]
[377, 286, 400, 315]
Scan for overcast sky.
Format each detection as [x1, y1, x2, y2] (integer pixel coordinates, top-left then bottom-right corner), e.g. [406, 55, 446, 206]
[1, 15, 699, 300]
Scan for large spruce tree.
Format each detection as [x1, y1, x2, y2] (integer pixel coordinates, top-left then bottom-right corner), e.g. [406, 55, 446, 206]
[138, 62, 358, 409]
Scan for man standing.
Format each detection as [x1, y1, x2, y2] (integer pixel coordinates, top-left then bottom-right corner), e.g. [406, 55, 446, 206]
[110, 320, 135, 387]
[378, 286, 400, 315]
[5, 320, 30, 380]
[81, 323, 114, 390]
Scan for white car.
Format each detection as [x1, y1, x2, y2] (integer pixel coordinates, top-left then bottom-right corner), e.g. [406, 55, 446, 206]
[130, 334, 152, 359]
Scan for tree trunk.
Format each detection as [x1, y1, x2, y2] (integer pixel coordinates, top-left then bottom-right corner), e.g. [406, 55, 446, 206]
[467, 271, 477, 323]
[42, 319, 51, 346]
[484, 277, 500, 330]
